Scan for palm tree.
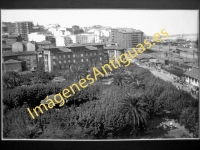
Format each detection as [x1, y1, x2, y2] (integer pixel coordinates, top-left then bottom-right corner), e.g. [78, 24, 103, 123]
[112, 72, 125, 86]
[119, 94, 149, 135]
[112, 70, 140, 87]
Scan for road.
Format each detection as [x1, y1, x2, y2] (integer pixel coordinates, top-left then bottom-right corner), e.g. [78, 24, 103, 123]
[142, 65, 175, 83]
[138, 64, 198, 98]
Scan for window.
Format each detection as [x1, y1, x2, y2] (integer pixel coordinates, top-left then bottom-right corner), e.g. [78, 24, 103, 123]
[64, 60, 66, 63]
[59, 61, 61, 64]
[73, 60, 76, 63]
[68, 55, 70, 58]
[86, 53, 88, 56]
[81, 59, 84, 62]
[53, 61, 56, 65]
[90, 53, 92, 56]
[100, 57, 102, 60]
[81, 53, 83, 57]
[63, 55, 66, 58]
[73, 54, 75, 57]
[94, 53, 96, 55]
[86, 58, 88, 61]
[59, 55, 61, 58]
[68, 60, 71, 63]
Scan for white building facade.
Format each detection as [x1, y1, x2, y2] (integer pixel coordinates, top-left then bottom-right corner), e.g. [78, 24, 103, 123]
[184, 68, 199, 87]
[28, 32, 46, 42]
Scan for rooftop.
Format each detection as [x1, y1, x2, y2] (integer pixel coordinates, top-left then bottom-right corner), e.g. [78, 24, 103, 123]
[85, 46, 98, 51]
[36, 40, 51, 45]
[37, 47, 45, 52]
[66, 43, 85, 48]
[3, 59, 22, 64]
[183, 68, 199, 80]
[112, 28, 142, 33]
[104, 41, 116, 45]
[104, 45, 124, 50]
[58, 47, 72, 53]
[3, 51, 37, 57]
[83, 43, 104, 46]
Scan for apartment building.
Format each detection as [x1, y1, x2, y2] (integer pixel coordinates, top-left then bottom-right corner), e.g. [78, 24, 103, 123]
[37, 43, 109, 72]
[77, 33, 95, 44]
[67, 33, 95, 44]
[15, 21, 34, 41]
[111, 28, 144, 49]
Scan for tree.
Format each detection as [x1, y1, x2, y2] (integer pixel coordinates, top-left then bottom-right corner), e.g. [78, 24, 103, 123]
[119, 94, 149, 135]
[69, 63, 88, 81]
[3, 71, 21, 89]
[112, 72, 124, 86]
[112, 68, 140, 86]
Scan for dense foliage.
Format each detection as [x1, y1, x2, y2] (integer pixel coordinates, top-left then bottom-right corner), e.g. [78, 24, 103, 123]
[3, 71, 56, 90]
[3, 64, 199, 139]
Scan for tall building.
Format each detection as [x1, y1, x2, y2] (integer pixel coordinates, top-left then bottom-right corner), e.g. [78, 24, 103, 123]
[2, 23, 8, 34]
[71, 25, 84, 35]
[15, 21, 34, 41]
[111, 28, 144, 49]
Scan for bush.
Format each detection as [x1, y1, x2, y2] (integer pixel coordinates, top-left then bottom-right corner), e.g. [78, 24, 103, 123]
[3, 64, 198, 139]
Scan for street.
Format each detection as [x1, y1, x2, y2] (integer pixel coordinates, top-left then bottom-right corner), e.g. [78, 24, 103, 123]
[137, 63, 198, 98]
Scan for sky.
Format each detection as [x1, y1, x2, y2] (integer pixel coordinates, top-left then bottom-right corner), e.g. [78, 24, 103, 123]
[1, 9, 199, 36]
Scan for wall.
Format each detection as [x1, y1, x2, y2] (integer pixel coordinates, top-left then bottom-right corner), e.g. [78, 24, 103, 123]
[69, 35, 77, 43]
[185, 76, 199, 87]
[12, 42, 23, 52]
[28, 33, 46, 42]
[26, 42, 35, 51]
[18, 54, 37, 71]
[4, 63, 22, 73]
[55, 36, 65, 46]
[44, 50, 51, 72]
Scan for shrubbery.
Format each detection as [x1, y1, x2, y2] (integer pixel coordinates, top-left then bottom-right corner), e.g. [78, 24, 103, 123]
[3, 64, 198, 138]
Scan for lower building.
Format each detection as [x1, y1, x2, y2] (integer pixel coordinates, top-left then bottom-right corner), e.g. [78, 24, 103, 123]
[183, 68, 199, 87]
[3, 51, 38, 71]
[3, 59, 22, 73]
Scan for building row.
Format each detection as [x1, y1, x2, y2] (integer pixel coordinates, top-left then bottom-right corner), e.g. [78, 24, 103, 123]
[2, 41, 125, 73]
[132, 53, 199, 87]
[3, 21, 144, 50]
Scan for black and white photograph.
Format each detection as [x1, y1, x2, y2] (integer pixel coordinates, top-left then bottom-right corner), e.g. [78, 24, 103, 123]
[1, 9, 199, 140]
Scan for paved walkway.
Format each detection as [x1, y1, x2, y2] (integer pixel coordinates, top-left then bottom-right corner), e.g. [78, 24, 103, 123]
[137, 64, 198, 98]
